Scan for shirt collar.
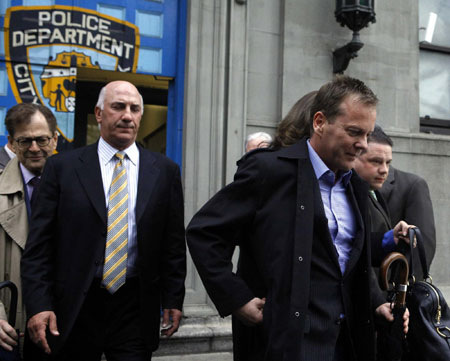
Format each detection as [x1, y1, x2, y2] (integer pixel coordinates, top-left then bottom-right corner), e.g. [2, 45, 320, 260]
[19, 163, 38, 185]
[307, 139, 352, 186]
[4, 145, 16, 160]
[98, 137, 138, 166]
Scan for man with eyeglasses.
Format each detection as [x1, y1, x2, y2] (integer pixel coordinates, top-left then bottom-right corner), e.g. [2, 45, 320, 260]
[0, 103, 58, 356]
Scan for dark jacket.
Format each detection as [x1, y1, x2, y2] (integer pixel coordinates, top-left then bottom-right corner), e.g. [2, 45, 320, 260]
[187, 138, 383, 361]
[21, 142, 186, 353]
[369, 190, 393, 265]
[380, 167, 436, 279]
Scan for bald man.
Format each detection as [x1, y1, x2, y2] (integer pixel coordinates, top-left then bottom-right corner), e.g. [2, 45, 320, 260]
[21, 81, 186, 360]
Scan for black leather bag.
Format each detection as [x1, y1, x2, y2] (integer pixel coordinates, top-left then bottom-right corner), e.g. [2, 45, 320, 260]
[403, 228, 450, 361]
[0, 280, 21, 361]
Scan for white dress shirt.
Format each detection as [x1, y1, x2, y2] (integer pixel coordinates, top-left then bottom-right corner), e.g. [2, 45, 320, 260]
[98, 137, 139, 277]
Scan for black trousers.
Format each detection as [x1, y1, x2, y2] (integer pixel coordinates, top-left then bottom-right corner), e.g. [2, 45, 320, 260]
[25, 278, 151, 361]
[334, 320, 354, 361]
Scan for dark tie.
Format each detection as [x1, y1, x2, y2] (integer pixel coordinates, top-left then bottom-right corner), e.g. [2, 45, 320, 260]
[29, 176, 40, 207]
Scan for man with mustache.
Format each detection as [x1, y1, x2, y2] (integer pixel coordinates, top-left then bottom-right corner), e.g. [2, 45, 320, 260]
[0, 103, 58, 357]
[21, 81, 186, 360]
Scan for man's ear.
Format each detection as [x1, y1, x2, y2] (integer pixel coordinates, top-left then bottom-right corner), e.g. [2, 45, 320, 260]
[52, 131, 59, 150]
[94, 106, 102, 125]
[7, 135, 16, 153]
[312, 111, 327, 136]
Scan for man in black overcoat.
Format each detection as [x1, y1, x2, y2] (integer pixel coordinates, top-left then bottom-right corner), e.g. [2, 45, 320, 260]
[187, 76, 408, 361]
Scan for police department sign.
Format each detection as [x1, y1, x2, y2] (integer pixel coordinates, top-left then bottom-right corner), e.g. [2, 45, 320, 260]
[4, 5, 140, 140]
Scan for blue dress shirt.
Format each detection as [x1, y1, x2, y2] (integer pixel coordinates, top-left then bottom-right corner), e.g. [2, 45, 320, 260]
[307, 140, 357, 274]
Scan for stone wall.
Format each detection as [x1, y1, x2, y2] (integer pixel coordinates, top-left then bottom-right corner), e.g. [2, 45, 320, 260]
[183, 0, 450, 323]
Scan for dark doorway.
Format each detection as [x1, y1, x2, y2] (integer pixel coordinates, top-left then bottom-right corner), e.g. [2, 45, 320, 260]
[74, 77, 169, 153]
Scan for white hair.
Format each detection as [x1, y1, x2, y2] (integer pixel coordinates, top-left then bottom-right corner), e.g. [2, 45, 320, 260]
[245, 132, 273, 151]
[96, 84, 144, 115]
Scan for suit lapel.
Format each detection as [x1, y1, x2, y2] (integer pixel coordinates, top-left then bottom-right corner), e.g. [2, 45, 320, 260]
[75, 143, 107, 225]
[371, 191, 391, 228]
[380, 167, 395, 201]
[344, 175, 368, 275]
[312, 181, 343, 270]
[279, 138, 342, 271]
[136, 147, 159, 224]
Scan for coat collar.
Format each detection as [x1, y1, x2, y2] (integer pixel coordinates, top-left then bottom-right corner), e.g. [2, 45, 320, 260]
[277, 137, 309, 160]
[0, 157, 28, 249]
[0, 157, 24, 196]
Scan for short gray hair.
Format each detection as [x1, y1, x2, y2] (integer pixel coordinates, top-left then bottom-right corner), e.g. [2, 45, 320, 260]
[245, 132, 273, 151]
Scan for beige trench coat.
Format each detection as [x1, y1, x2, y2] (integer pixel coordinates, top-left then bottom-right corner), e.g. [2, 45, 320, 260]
[0, 157, 28, 331]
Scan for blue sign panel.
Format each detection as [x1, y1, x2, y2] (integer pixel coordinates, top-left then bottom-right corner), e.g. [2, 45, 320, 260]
[0, 0, 185, 165]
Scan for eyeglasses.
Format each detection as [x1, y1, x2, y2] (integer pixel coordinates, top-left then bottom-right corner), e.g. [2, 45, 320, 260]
[14, 136, 52, 149]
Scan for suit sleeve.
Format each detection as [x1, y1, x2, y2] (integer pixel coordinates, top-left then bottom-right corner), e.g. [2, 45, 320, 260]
[369, 268, 386, 310]
[186, 156, 263, 317]
[370, 232, 387, 266]
[21, 158, 59, 318]
[402, 177, 436, 268]
[160, 165, 187, 310]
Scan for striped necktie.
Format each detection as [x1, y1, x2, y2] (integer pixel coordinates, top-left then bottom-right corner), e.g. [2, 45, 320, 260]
[102, 152, 129, 294]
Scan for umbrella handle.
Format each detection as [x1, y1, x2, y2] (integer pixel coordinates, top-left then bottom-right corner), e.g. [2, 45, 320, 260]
[380, 252, 409, 308]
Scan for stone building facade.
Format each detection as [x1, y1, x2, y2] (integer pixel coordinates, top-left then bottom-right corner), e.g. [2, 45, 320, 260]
[175, 0, 450, 358]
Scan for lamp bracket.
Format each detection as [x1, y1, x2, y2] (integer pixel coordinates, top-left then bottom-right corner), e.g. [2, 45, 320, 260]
[332, 32, 364, 74]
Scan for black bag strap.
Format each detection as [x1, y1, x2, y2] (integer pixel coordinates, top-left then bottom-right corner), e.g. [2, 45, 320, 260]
[0, 280, 18, 326]
[407, 227, 429, 281]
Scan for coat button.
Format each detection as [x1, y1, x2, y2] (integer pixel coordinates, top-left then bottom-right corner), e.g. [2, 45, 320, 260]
[295, 312, 300, 317]
[298, 256, 303, 262]
[299, 205, 305, 210]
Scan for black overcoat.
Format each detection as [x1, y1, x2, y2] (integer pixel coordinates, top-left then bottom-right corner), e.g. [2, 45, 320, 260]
[187, 138, 383, 361]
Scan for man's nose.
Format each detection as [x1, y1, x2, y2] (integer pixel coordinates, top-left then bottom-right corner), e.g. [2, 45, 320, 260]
[356, 136, 368, 151]
[121, 106, 133, 121]
[380, 162, 388, 174]
[29, 140, 41, 152]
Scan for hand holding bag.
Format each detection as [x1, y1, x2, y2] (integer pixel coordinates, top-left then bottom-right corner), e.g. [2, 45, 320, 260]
[403, 228, 450, 361]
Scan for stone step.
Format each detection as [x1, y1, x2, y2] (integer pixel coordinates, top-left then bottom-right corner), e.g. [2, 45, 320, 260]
[153, 352, 233, 361]
[153, 315, 233, 358]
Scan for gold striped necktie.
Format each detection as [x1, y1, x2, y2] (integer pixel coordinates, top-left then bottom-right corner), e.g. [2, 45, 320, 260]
[102, 152, 129, 294]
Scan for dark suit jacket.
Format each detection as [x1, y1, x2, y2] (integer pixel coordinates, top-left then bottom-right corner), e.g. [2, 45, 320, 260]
[21, 142, 186, 353]
[380, 167, 436, 279]
[0, 146, 11, 170]
[187, 138, 383, 361]
[369, 190, 392, 265]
